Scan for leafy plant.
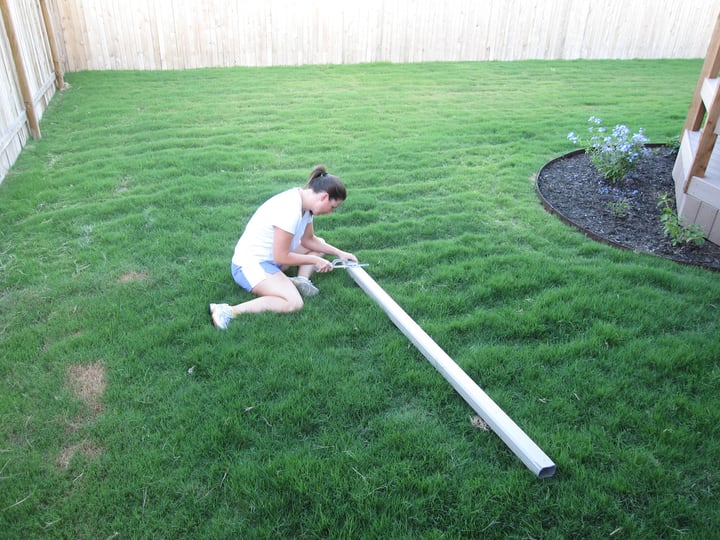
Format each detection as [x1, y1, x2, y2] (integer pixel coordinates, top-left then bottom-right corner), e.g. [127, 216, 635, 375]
[568, 116, 651, 184]
[607, 198, 630, 218]
[667, 135, 681, 151]
[657, 193, 705, 247]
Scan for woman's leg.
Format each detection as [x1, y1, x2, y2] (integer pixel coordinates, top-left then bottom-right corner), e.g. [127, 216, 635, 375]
[293, 242, 325, 279]
[230, 272, 304, 315]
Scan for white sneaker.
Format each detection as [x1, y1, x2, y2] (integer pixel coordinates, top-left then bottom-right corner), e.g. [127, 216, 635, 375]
[209, 303, 233, 329]
[290, 276, 319, 297]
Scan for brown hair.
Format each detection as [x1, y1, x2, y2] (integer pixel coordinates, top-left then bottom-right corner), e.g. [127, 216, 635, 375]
[305, 164, 347, 201]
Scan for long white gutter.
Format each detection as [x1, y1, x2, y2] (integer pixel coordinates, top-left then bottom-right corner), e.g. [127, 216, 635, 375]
[345, 265, 556, 478]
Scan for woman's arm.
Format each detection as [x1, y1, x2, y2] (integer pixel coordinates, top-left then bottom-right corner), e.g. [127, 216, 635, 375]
[300, 222, 358, 263]
[272, 227, 332, 270]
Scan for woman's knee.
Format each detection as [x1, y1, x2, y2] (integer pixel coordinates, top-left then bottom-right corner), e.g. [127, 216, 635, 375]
[252, 274, 304, 313]
[283, 295, 304, 312]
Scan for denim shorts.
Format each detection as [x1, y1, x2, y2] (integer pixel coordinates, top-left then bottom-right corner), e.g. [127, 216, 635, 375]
[231, 261, 282, 292]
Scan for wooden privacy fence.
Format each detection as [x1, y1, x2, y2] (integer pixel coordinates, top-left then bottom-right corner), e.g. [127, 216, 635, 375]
[1, 0, 719, 184]
[1, 0, 63, 182]
[55, 0, 719, 71]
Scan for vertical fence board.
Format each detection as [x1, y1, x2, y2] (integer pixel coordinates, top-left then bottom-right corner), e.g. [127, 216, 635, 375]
[1, 0, 59, 183]
[9, 0, 54, 115]
[0, 9, 29, 181]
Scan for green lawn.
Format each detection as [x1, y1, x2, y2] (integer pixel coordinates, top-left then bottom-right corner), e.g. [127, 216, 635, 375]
[1, 60, 719, 538]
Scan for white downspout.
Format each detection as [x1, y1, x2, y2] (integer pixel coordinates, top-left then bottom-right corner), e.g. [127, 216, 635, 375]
[346, 266, 556, 478]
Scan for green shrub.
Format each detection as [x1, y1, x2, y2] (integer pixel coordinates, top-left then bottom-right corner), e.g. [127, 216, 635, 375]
[657, 193, 705, 247]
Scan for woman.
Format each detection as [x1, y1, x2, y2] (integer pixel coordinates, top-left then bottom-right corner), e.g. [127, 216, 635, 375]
[210, 165, 357, 329]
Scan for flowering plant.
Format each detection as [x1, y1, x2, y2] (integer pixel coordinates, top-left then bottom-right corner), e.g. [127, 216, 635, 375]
[568, 116, 651, 184]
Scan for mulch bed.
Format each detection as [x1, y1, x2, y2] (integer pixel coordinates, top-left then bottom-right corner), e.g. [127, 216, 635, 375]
[536, 146, 720, 271]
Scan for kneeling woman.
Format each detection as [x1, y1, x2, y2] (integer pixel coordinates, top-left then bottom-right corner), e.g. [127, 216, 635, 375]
[210, 165, 357, 329]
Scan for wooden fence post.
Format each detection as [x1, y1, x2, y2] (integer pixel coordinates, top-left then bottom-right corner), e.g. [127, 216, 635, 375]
[0, 0, 41, 139]
[39, 0, 65, 90]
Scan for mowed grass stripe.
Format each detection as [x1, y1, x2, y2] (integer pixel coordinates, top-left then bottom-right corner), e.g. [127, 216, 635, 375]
[1, 60, 718, 538]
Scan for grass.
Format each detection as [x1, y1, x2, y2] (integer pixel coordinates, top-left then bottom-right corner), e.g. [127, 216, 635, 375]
[1, 59, 719, 538]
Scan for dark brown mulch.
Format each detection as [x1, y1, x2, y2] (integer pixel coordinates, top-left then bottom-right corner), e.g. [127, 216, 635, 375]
[536, 145, 720, 271]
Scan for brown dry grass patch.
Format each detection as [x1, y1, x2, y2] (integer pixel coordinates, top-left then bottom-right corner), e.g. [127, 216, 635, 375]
[118, 270, 148, 283]
[66, 361, 106, 413]
[57, 362, 107, 468]
[55, 440, 103, 468]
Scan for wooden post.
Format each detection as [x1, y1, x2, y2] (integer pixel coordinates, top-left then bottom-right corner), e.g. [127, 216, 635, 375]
[684, 86, 720, 192]
[39, 0, 65, 90]
[682, 13, 720, 134]
[0, 0, 41, 139]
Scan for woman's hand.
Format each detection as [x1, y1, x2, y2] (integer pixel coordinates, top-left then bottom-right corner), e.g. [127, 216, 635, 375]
[314, 256, 334, 273]
[336, 250, 358, 264]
